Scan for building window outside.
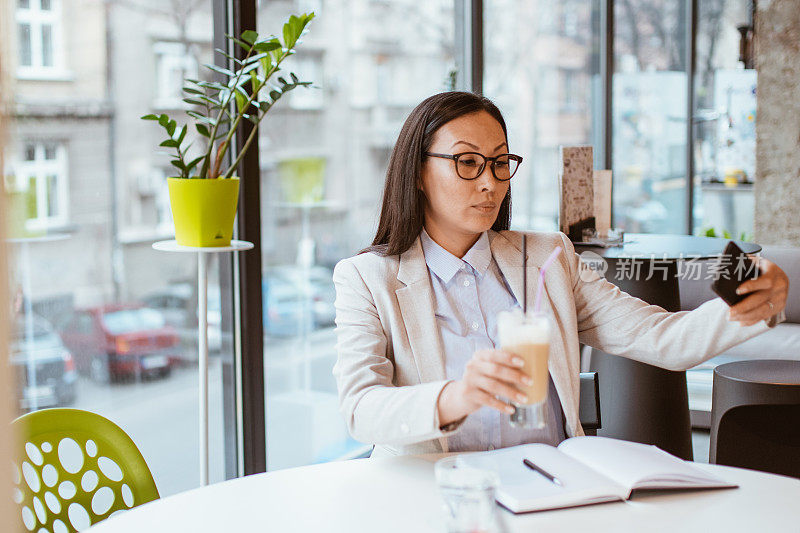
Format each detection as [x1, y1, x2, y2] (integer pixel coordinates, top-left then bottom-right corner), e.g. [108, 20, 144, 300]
[287, 54, 325, 110]
[5, 142, 70, 231]
[16, 0, 64, 78]
[153, 42, 199, 110]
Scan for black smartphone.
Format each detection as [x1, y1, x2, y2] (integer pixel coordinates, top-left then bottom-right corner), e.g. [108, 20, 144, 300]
[710, 240, 760, 306]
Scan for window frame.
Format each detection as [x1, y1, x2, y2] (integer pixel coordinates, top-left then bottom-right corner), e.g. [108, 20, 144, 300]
[224, 0, 712, 473]
[7, 141, 70, 231]
[15, 0, 68, 80]
[152, 41, 201, 110]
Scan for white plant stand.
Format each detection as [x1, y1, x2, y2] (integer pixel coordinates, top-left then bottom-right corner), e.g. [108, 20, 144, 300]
[153, 239, 253, 486]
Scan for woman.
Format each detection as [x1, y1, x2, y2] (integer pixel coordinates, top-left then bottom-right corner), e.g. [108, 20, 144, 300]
[332, 91, 789, 459]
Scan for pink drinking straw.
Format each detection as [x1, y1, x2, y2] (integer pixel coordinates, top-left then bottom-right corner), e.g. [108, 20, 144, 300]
[533, 246, 563, 314]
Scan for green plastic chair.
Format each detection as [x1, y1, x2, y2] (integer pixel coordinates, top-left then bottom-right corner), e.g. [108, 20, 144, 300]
[11, 408, 160, 532]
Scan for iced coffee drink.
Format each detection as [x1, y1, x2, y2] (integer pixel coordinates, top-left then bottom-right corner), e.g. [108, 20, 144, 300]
[496, 310, 551, 429]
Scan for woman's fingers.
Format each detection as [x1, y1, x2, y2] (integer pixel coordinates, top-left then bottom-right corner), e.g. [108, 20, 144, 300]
[474, 374, 528, 404]
[729, 290, 770, 317]
[472, 359, 532, 387]
[728, 256, 789, 326]
[476, 348, 525, 368]
[473, 390, 515, 414]
[731, 300, 777, 326]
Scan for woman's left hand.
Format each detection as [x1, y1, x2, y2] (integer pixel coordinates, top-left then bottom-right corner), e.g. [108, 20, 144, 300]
[728, 255, 789, 326]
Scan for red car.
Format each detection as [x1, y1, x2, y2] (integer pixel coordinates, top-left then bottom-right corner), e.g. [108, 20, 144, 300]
[58, 304, 180, 382]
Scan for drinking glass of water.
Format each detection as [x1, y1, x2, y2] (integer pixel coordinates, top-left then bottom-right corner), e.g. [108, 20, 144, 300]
[434, 456, 499, 533]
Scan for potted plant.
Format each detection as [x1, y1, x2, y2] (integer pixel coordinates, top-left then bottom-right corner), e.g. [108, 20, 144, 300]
[142, 13, 315, 247]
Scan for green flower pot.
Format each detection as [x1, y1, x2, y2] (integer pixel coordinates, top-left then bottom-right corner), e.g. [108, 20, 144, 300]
[167, 177, 240, 247]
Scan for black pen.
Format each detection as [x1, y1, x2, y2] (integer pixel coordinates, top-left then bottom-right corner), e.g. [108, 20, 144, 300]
[523, 459, 563, 486]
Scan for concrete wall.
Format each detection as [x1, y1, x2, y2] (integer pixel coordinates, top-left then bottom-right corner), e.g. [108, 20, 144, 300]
[754, 0, 800, 246]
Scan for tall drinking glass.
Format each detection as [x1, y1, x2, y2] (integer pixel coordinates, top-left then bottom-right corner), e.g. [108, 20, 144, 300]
[496, 310, 551, 429]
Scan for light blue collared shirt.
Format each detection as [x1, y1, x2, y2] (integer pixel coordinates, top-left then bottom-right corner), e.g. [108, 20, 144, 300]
[420, 228, 566, 452]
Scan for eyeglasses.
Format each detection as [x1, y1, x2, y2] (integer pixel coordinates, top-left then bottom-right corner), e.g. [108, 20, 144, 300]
[424, 152, 523, 181]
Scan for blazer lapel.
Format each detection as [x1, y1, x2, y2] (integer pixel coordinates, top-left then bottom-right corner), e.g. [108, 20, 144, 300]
[490, 231, 578, 436]
[395, 236, 447, 386]
[396, 236, 450, 452]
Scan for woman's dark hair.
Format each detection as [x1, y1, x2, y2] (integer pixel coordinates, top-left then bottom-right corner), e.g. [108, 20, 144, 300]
[363, 91, 512, 256]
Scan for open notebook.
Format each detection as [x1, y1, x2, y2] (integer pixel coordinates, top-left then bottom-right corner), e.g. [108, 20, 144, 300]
[457, 436, 737, 513]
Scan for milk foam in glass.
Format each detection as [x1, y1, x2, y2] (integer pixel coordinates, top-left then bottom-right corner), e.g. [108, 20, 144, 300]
[496, 310, 551, 429]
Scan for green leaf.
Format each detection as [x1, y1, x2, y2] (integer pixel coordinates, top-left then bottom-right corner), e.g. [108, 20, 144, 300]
[182, 87, 205, 95]
[250, 70, 260, 95]
[290, 72, 299, 83]
[166, 119, 177, 137]
[171, 159, 187, 171]
[283, 22, 293, 48]
[241, 30, 258, 45]
[158, 114, 169, 127]
[197, 80, 227, 91]
[196, 123, 211, 137]
[205, 63, 235, 78]
[141, 114, 159, 120]
[187, 110, 217, 125]
[160, 139, 179, 148]
[243, 52, 269, 65]
[254, 40, 281, 53]
[229, 37, 252, 53]
[182, 97, 207, 107]
[259, 56, 273, 74]
[269, 90, 281, 101]
[234, 89, 247, 113]
[177, 124, 187, 144]
[238, 61, 260, 77]
[214, 48, 243, 65]
[186, 156, 205, 172]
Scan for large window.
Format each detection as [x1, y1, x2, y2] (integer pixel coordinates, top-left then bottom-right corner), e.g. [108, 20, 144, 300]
[256, 0, 457, 470]
[693, 0, 755, 239]
[612, 0, 689, 235]
[4, 0, 760, 485]
[5, 0, 231, 497]
[485, 0, 601, 231]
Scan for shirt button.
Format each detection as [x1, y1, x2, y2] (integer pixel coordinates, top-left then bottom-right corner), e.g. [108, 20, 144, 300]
[471, 322, 479, 330]
[463, 279, 470, 287]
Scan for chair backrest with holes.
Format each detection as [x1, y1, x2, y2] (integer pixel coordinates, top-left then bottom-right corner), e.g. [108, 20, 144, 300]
[11, 408, 159, 532]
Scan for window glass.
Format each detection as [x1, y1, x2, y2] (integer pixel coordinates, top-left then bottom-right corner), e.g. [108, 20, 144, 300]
[41, 24, 53, 66]
[5, 0, 231, 497]
[612, 0, 688, 234]
[693, 0, 754, 239]
[256, 0, 456, 471]
[485, 0, 601, 231]
[18, 23, 33, 67]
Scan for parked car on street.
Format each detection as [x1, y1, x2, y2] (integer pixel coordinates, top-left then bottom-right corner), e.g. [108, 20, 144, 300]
[143, 282, 223, 355]
[262, 266, 336, 337]
[58, 304, 180, 382]
[11, 314, 77, 411]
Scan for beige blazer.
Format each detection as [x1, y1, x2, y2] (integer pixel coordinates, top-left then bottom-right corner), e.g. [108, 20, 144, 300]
[332, 230, 782, 458]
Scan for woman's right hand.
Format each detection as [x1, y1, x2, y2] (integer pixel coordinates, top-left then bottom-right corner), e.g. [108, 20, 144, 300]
[437, 349, 533, 427]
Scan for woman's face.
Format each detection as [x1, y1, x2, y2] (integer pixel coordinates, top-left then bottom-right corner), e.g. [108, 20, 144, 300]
[420, 110, 510, 240]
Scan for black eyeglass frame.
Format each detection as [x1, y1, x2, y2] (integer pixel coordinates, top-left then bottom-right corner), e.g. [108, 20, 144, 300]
[424, 151, 523, 181]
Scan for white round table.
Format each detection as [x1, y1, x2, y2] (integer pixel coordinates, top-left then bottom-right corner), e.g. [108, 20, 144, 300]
[87, 454, 800, 532]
